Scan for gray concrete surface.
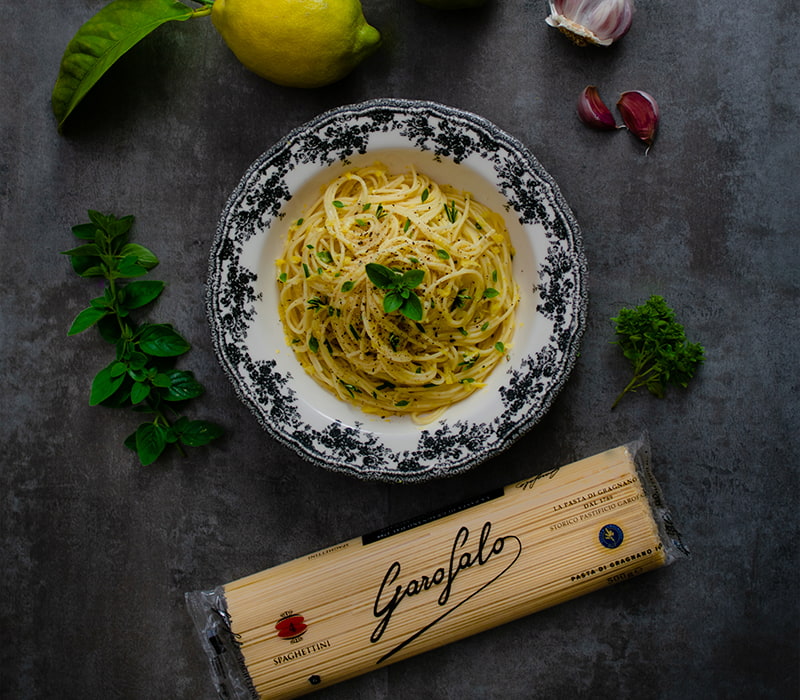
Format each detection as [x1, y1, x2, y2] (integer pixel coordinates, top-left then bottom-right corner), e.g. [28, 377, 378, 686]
[2, 1, 798, 698]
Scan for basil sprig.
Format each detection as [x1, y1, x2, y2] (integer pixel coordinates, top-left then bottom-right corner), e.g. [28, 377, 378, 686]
[63, 210, 223, 465]
[365, 263, 424, 321]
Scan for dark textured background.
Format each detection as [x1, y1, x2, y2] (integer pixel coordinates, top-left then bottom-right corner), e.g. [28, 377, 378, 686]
[2, 1, 798, 698]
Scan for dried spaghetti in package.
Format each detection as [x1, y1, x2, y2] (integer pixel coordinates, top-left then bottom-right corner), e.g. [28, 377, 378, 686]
[186, 436, 688, 699]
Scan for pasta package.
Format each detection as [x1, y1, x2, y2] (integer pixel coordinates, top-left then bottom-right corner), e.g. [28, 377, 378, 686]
[186, 437, 687, 699]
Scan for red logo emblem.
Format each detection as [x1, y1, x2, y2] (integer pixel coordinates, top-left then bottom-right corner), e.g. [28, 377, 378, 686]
[275, 614, 307, 639]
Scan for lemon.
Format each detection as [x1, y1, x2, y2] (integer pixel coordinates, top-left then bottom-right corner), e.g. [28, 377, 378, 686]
[211, 0, 381, 88]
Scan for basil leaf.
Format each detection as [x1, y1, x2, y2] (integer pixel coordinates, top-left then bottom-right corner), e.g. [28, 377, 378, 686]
[97, 315, 122, 343]
[365, 263, 397, 289]
[161, 369, 204, 401]
[401, 293, 424, 321]
[52, 0, 199, 130]
[402, 269, 424, 288]
[67, 252, 105, 277]
[88, 210, 114, 228]
[178, 420, 224, 447]
[68, 306, 108, 335]
[151, 373, 173, 388]
[126, 351, 149, 370]
[109, 361, 128, 377]
[72, 223, 98, 240]
[137, 323, 190, 357]
[135, 422, 167, 466]
[383, 291, 404, 314]
[116, 255, 150, 278]
[62, 243, 102, 257]
[130, 381, 151, 404]
[106, 215, 135, 241]
[120, 243, 158, 269]
[89, 362, 126, 405]
[122, 280, 164, 309]
[123, 431, 137, 452]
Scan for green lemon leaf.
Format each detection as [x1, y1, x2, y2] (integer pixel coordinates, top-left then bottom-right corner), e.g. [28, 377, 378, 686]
[52, 0, 201, 131]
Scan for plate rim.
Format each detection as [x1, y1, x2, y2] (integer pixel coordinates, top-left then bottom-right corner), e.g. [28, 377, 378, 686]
[207, 97, 587, 482]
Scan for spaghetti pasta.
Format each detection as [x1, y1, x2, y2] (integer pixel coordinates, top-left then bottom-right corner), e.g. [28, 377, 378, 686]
[186, 438, 688, 699]
[275, 164, 519, 419]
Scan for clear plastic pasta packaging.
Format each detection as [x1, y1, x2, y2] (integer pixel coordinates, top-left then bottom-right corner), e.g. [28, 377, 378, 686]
[186, 437, 688, 699]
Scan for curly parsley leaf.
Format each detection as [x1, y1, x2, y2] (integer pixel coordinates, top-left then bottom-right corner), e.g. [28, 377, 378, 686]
[611, 295, 705, 409]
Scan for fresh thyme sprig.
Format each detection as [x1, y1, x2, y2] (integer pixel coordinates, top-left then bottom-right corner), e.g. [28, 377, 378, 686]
[63, 210, 224, 465]
[443, 200, 458, 223]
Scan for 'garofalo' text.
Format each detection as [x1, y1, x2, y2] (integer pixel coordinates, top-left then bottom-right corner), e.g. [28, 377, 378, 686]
[371, 521, 521, 664]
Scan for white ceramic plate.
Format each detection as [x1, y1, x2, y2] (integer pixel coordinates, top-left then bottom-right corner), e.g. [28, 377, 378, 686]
[207, 98, 586, 482]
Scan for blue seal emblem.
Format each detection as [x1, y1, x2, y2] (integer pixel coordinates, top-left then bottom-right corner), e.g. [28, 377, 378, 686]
[599, 524, 624, 549]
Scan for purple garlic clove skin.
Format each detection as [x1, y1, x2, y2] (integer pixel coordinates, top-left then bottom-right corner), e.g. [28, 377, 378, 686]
[617, 90, 659, 150]
[577, 85, 618, 130]
[546, 0, 634, 47]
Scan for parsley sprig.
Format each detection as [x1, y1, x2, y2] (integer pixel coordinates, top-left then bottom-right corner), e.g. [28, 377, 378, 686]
[611, 295, 705, 409]
[62, 210, 223, 465]
[365, 263, 425, 321]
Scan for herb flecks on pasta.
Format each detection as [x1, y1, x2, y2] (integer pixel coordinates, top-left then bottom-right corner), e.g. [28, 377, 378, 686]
[276, 164, 519, 420]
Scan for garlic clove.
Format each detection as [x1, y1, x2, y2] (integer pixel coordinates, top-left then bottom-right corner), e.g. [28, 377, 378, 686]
[577, 85, 618, 130]
[617, 90, 659, 150]
[546, 0, 634, 47]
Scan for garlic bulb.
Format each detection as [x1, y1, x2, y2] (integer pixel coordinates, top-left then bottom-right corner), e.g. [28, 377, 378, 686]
[546, 0, 634, 47]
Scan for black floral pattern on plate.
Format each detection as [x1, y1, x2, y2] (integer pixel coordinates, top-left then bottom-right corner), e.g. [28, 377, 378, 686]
[207, 98, 587, 482]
